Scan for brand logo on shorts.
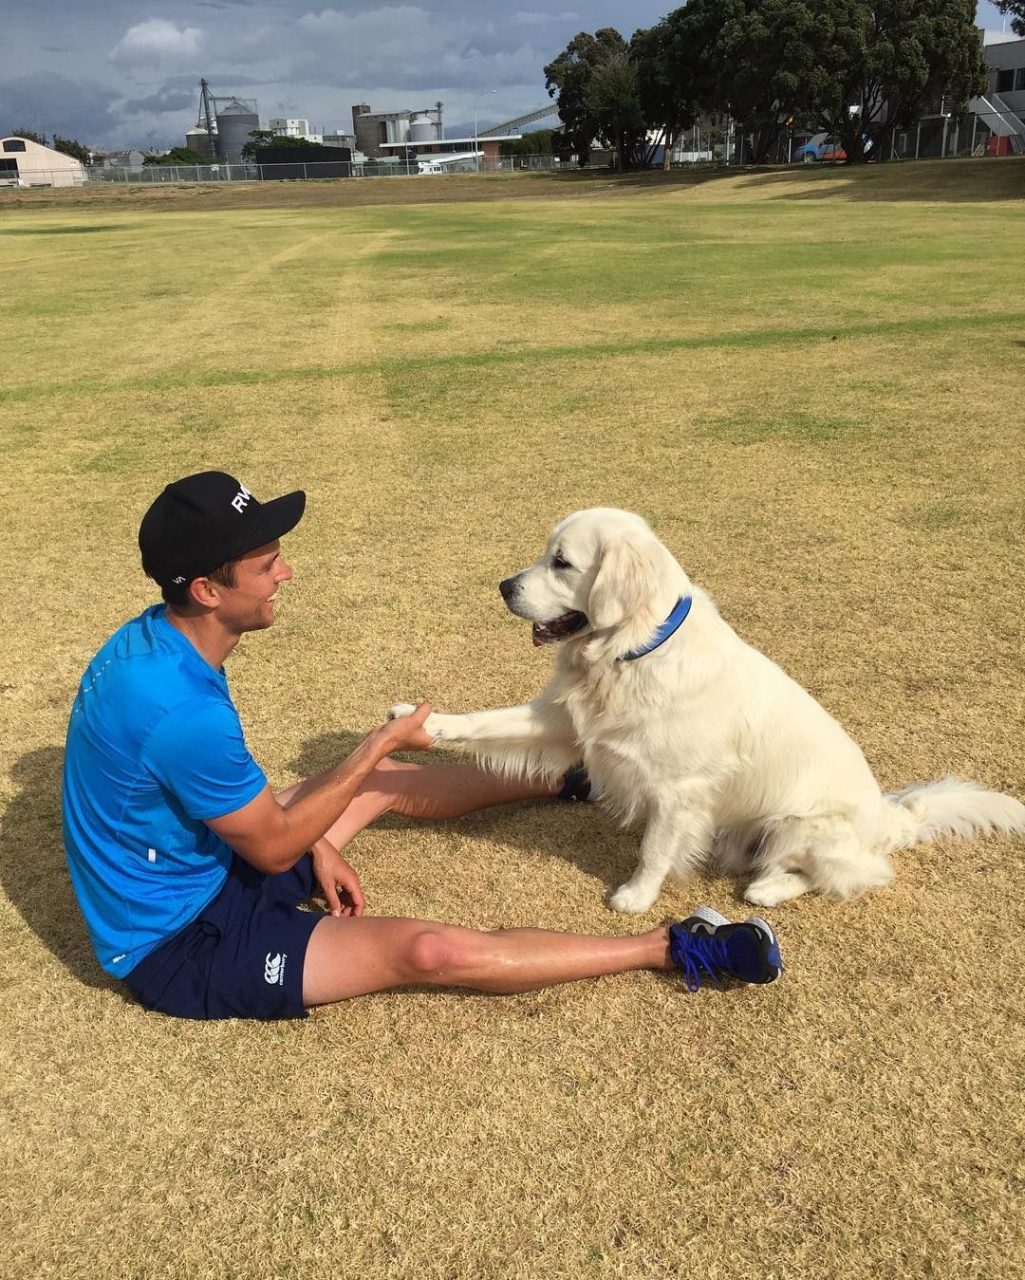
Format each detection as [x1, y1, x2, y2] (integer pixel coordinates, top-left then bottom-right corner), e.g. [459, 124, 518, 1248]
[264, 951, 286, 985]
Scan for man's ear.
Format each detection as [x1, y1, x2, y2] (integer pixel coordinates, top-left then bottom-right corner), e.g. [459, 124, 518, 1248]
[187, 576, 220, 608]
[587, 536, 662, 630]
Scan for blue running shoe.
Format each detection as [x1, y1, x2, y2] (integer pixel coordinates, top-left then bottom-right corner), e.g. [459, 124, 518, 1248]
[668, 917, 783, 991]
[678, 906, 731, 935]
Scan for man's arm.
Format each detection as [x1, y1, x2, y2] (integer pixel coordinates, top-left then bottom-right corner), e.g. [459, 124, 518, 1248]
[206, 703, 435, 874]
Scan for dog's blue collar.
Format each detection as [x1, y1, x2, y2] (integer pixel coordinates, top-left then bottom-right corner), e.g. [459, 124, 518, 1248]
[619, 596, 692, 662]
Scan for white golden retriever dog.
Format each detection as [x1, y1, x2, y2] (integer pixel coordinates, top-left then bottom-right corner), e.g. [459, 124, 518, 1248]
[392, 509, 1025, 912]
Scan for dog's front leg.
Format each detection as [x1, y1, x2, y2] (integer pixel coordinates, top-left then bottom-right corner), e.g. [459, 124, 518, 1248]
[387, 696, 579, 781]
[609, 788, 715, 914]
[388, 697, 570, 747]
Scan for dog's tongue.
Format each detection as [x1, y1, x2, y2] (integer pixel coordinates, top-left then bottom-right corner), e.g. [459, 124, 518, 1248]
[531, 612, 586, 646]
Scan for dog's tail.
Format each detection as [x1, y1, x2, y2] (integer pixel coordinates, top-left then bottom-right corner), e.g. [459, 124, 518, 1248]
[881, 777, 1025, 850]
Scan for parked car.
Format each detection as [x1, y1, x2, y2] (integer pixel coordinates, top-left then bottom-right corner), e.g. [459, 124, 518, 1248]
[794, 133, 846, 162]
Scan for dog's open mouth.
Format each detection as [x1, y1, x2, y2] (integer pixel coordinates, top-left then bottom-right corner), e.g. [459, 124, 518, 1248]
[531, 611, 588, 646]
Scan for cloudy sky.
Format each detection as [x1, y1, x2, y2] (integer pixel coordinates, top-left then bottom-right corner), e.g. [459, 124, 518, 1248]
[1, 1, 1014, 152]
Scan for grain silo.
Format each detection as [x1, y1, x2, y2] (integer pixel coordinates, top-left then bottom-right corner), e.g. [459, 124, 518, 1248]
[215, 98, 259, 165]
[185, 126, 214, 159]
[408, 112, 437, 143]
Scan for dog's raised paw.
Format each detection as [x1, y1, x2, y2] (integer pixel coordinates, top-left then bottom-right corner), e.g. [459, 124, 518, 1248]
[387, 702, 449, 741]
[609, 882, 658, 914]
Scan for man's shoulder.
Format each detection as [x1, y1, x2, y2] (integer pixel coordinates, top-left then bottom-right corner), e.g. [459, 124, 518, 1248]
[76, 605, 231, 732]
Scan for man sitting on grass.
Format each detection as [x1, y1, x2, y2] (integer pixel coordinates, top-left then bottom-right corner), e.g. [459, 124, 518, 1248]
[61, 470, 783, 1020]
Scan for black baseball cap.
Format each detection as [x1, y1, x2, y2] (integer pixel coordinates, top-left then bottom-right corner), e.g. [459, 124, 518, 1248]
[139, 470, 306, 590]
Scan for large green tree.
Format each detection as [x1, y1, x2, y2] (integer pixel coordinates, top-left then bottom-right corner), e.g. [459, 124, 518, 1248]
[500, 129, 555, 157]
[544, 29, 642, 167]
[797, 0, 987, 162]
[52, 135, 91, 163]
[583, 44, 651, 167]
[631, 20, 702, 168]
[659, 0, 818, 164]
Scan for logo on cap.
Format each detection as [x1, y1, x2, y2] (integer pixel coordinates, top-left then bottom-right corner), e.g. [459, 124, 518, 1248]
[231, 484, 252, 515]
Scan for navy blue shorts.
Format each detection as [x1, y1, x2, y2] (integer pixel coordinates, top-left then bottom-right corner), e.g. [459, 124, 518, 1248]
[124, 853, 325, 1021]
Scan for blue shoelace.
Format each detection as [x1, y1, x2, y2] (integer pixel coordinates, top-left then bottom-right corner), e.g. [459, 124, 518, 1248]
[670, 929, 736, 992]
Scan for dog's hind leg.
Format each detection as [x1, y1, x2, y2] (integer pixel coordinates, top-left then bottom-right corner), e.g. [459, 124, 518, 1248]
[743, 870, 812, 907]
[609, 790, 715, 914]
[744, 814, 893, 906]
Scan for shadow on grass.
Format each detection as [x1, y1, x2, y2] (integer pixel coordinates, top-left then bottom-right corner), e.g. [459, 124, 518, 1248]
[550, 159, 1025, 203]
[0, 224, 138, 235]
[292, 729, 644, 900]
[1, 745, 125, 997]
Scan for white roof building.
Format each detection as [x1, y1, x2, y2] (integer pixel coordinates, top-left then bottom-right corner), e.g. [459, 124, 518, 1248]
[0, 136, 88, 187]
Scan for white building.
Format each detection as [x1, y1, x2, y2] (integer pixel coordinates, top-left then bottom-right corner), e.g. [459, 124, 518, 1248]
[0, 136, 87, 187]
[269, 118, 322, 143]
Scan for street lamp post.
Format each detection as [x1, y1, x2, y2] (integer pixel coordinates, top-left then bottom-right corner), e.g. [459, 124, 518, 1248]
[473, 89, 497, 173]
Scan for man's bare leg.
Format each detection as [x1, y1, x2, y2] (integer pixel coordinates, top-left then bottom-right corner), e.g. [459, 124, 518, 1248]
[278, 758, 558, 852]
[303, 915, 671, 1004]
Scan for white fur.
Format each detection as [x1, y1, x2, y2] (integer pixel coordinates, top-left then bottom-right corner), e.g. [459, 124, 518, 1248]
[391, 509, 1025, 912]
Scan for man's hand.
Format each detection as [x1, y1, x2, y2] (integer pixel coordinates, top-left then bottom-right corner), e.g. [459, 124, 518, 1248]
[310, 837, 365, 917]
[382, 701, 438, 752]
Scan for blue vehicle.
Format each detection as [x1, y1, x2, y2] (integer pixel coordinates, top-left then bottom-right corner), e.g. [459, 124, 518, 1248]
[794, 131, 874, 162]
[794, 132, 843, 162]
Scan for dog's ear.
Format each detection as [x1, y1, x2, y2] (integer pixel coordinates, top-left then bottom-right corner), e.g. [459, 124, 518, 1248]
[587, 535, 663, 631]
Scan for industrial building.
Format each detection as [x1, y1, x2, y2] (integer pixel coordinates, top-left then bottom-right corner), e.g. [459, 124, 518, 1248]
[0, 135, 87, 187]
[351, 103, 445, 157]
[185, 80, 260, 165]
[269, 117, 317, 140]
[352, 101, 522, 166]
[268, 118, 355, 151]
[99, 149, 146, 168]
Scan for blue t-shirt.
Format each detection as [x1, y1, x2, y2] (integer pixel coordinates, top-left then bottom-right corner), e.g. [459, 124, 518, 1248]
[62, 605, 267, 978]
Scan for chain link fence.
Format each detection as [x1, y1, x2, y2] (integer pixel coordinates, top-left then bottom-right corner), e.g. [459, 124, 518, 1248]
[1, 119, 1020, 192]
[0, 154, 566, 189]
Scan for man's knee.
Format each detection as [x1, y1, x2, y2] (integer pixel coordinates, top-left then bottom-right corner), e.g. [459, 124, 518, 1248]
[405, 926, 477, 982]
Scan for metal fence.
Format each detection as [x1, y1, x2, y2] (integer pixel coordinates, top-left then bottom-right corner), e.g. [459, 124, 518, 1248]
[728, 107, 1024, 165]
[0, 154, 565, 190]
[1, 119, 1020, 193]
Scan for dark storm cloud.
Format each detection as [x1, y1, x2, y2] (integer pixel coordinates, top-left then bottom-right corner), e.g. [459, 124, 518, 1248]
[0, 74, 120, 142]
[121, 86, 198, 116]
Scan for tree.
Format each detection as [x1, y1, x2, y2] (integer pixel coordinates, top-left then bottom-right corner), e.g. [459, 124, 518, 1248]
[500, 129, 555, 157]
[631, 20, 702, 169]
[240, 130, 325, 160]
[661, 0, 817, 164]
[654, 0, 986, 165]
[6, 127, 49, 146]
[996, 2, 1025, 35]
[52, 135, 91, 163]
[544, 29, 631, 166]
[584, 45, 650, 168]
[796, 0, 987, 162]
[143, 147, 212, 166]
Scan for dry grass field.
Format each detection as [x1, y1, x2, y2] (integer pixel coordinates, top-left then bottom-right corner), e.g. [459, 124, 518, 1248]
[2, 159, 1024, 1279]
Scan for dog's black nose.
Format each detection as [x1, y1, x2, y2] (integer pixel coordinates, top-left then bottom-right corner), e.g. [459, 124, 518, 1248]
[499, 577, 516, 602]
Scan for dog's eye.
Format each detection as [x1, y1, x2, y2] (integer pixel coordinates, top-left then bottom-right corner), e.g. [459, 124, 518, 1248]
[551, 554, 572, 570]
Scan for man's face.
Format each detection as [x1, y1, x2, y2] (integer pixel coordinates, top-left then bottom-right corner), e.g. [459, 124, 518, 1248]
[213, 539, 292, 633]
